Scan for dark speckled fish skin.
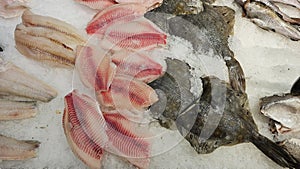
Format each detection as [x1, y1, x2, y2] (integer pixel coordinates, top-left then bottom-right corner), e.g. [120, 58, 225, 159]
[177, 76, 300, 168]
[146, 2, 246, 93]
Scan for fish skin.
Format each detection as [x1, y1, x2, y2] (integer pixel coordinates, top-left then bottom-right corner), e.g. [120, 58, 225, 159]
[280, 138, 300, 161]
[104, 113, 151, 169]
[63, 92, 104, 169]
[147, 3, 246, 93]
[15, 10, 87, 67]
[176, 76, 300, 168]
[271, 0, 300, 9]
[0, 134, 39, 161]
[100, 17, 167, 50]
[0, 0, 28, 19]
[97, 75, 158, 111]
[253, 0, 300, 25]
[74, 0, 116, 10]
[75, 46, 116, 91]
[291, 77, 300, 95]
[244, 1, 300, 40]
[111, 49, 166, 83]
[0, 60, 57, 102]
[86, 3, 147, 35]
[0, 100, 37, 120]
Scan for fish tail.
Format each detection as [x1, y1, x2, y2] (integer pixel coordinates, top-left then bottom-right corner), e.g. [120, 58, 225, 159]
[251, 134, 300, 168]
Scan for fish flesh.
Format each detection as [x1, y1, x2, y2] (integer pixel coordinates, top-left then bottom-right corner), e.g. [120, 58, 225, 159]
[75, 46, 116, 91]
[86, 3, 147, 35]
[0, 100, 37, 120]
[63, 91, 105, 169]
[116, 0, 163, 11]
[0, 0, 28, 18]
[100, 17, 167, 50]
[104, 113, 151, 169]
[0, 59, 57, 102]
[0, 134, 39, 161]
[15, 10, 87, 67]
[97, 75, 158, 111]
[63, 90, 151, 168]
[176, 76, 300, 168]
[74, 0, 116, 10]
[244, 1, 300, 40]
[111, 49, 166, 83]
[147, 2, 246, 93]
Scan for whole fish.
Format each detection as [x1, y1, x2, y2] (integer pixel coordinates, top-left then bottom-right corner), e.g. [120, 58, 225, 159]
[244, 1, 300, 40]
[176, 76, 300, 168]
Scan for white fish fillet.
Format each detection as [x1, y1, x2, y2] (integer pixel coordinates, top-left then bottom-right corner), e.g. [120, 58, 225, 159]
[0, 100, 37, 120]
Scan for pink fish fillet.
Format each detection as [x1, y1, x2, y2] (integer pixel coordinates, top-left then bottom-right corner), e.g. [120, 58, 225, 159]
[0, 0, 28, 18]
[112, 49, 166, 83]
[115, 0, 163, 11]
[75, 46, 116, 91]
[63, 91, 106, 169]
[104, 112, 151, 169]
[101, 17, 167, 50]
[97, 75, 158, 111]
[86, 3, 147, 34]
[74, 0, 116, 10]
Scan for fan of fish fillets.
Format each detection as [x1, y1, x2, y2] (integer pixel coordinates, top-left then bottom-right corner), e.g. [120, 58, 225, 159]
[0, 57, 57, 161]
[14, 10, 87, 67]
[236, 0, 300, 40]
[63, 2, 167, 169]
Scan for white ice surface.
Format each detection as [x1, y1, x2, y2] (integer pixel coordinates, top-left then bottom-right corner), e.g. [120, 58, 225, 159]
[0, 0, 299, 169]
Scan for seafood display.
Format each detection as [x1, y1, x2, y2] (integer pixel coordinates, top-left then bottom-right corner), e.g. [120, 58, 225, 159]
[236, 0, 300, 40]
[0, 0, 29, 18]
[14, 10, 87, 67]
[0, 134, 39, 161]
[260, 77, 300, 161]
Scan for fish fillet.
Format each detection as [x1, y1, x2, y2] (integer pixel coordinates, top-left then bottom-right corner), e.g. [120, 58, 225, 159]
[0, 0, 28, 18]
[101, 17, 167, 50]
[75, 46, 116, 91]
[104, 113, 151, 169]
[86, 3, 147, 34]
[0, 60, 57, 102]
[75, 0, 116, 10]
[0, 100, 37, 120]
[15, 10, 87, 67]
[63, 91, 105, 169]
[111, 49, 166, 83]
[97, 75, 158, 111]
[0, 134, 39, 161]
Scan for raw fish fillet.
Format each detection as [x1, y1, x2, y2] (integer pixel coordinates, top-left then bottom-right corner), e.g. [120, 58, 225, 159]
[74, 0, 116, 10]
[115, 0, 163, 11]
[76, 46, 116, 91]
[0, 100, 37, 120]
[15, 10, 87, 67]
[0, 134, 39, 161]
[63, 91, 106, 169]
[101, 17, 167, 50]
[111, 49, 166, 83]
[97, 75, 158, 111]
[104, 113, 151, 169]
[86, 3, 147, 34]
[0, 59, 57, 102]
[0, 0, 29, 18]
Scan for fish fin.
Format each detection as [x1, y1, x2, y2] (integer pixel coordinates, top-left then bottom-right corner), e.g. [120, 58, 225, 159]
[291, 77, 300, 95]
[251, 134, 300, 168]
[225, 57, 246, 93]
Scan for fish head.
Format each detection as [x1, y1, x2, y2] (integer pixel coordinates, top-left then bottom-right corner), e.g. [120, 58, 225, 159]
[260, 94, 300, 135]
